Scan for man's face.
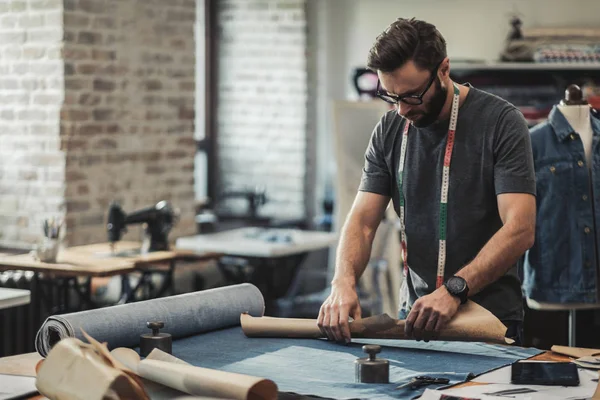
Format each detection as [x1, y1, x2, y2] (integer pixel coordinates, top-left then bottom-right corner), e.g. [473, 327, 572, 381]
[378, 60, 447, 128]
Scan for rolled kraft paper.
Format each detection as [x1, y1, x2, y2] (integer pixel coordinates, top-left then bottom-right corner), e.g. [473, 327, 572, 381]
[241, 300, 513, 345]
[111, 347, 277, 400]
[36, 338, 149, 400]
[36, 283, 265, 357]
[141, 359, 277, 400]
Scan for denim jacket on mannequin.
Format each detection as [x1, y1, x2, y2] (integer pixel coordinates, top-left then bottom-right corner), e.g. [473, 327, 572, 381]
[523, 106, 600, 303]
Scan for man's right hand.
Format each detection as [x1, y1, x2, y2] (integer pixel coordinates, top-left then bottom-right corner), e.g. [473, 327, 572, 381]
[317, 281, 362, 344]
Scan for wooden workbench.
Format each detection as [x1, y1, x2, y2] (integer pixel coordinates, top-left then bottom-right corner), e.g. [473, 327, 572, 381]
[0, 241, 218, 278]
[0, 242, 222, 336]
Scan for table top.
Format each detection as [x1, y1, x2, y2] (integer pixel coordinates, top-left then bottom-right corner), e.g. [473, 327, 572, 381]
[0, 349, 573, 400]
[0, 241, 221, 277]
[66, 241, 219, 265]
[176, 227, 338, 258]
[0, 288, 30, 310]
[0, 252, 135, 277]
[453, 350, 570, 389]
[0, 352, 41, 377]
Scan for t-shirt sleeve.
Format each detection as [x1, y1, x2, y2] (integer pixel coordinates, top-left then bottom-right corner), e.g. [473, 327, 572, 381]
[493, 108, 536, 196]
[358, 117, 392, 197]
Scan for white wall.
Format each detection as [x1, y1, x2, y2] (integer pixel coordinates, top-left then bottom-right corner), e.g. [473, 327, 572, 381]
[194, 0, 207, 201]
[344, 0, 600, 98]
[307, 0, 354, 221]
[309, 0, 600, 207]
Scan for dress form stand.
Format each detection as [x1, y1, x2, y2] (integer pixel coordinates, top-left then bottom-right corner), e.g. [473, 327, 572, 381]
[559, 84, 594, 166]
[527, 84, 599, 347]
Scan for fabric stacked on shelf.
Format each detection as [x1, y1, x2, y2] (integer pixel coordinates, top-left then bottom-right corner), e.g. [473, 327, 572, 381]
[534, 43, 600, 63]
[501, 27, 600, 63]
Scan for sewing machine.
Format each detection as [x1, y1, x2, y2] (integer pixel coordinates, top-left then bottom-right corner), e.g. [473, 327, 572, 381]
[107, 201, 178, 253]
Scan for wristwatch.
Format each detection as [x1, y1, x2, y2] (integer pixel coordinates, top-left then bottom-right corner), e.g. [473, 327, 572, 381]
[444, 276, 469, 304]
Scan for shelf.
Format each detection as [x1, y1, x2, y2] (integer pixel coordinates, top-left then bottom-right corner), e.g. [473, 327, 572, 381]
[451, 62, 600, 71]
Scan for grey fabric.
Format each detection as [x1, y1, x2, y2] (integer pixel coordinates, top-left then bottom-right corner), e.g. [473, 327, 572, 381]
[35, 283, 264, 357]
[172, 327, 543, 400]
[359, 84, 536, 322]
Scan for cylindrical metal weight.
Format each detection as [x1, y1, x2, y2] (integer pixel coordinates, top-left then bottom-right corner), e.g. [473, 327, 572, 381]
[355, 344, 389, 383]
[140, 321, 172, 357]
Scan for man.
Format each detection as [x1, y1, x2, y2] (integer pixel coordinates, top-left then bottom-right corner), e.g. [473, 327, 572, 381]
[317, 18, 536, 345]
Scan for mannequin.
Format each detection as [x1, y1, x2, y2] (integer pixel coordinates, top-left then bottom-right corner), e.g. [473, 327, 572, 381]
[558, 84, 594, 167]
[526, 84, 600, 346]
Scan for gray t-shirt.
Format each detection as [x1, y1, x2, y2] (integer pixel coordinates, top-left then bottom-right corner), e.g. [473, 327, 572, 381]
[359, 85, 536, 322]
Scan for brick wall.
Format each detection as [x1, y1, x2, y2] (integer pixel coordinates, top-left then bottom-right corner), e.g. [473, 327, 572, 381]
[216, 0, 308, 221]
[0, 0, 65, 248]
[61, 0, 197, 245]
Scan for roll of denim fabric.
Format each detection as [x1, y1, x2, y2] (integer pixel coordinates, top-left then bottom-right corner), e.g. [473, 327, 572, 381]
[35, 283, 264, 357]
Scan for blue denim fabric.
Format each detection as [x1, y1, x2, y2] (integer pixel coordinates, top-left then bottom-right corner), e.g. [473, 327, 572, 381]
[523, 106, 600, 303]
[173, 327, 542, 400]
[172, 327, 542, 400]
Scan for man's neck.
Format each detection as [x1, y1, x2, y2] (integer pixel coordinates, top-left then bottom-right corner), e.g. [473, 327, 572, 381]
[437, 80, 469, 122]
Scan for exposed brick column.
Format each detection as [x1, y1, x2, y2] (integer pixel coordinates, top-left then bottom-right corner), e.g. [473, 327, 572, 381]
[0, 0, 65, 248]
[216, 0, 308, 222]
[0, 0, 308, 248]
[61, 0, 197, 245]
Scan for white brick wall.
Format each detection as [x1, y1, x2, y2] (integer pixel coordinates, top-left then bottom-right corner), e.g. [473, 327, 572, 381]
[216, 0, 308, 221]
[0, 0, 65, 248]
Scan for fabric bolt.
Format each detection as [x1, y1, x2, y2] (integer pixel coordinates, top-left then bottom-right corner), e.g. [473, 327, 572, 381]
[35, 283, 265, 357]
[172, 327, 543, 400]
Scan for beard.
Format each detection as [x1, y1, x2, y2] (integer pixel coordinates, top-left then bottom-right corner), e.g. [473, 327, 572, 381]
[408, 77, 447, 128]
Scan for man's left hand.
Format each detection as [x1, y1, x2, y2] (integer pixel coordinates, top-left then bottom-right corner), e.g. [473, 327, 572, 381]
[404, 286, 461, 341]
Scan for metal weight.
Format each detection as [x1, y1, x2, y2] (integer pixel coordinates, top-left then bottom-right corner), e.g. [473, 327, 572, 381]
[140, 321, 172, 357]
[355, 344, 389, 383]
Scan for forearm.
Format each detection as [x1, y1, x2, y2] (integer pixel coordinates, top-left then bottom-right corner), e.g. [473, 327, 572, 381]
[332, 216, 377, 288]
[456, 219, 534, 296]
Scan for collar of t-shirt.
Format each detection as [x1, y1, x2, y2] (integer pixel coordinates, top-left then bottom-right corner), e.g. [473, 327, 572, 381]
[417, 82, 476, 135]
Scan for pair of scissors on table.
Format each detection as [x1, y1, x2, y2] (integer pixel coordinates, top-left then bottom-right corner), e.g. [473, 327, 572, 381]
[395, 376, 451, 390]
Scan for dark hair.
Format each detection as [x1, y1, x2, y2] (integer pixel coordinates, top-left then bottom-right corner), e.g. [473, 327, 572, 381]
[367, 18, 447, 73]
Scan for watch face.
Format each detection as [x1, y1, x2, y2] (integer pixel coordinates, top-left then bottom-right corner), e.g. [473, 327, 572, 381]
[447, 277, 466, 293]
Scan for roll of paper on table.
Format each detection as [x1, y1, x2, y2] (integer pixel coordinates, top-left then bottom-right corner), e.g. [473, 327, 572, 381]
[140, 321, 172, 357]
[355, 345, 389, 383]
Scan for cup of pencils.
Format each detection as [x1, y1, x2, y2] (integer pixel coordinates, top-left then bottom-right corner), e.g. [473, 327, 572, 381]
[31, 218, 63, 263]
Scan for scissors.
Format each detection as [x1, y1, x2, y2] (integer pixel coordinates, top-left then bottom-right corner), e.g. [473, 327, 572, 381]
[395, 376, 450, 390]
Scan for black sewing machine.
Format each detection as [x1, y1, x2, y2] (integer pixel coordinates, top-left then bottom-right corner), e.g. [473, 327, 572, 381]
[107, 200, 178, 253]
[218, 186, 268, 221]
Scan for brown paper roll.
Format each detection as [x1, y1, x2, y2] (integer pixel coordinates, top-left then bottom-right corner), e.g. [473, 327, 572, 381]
[111, 347, 278, 400]
[241, 300, 512, 345]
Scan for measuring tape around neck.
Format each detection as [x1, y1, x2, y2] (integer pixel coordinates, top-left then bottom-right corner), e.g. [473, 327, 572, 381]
[397, 82, 461, 289]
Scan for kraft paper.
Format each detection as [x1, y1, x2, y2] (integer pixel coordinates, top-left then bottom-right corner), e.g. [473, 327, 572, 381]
[111, 347, 277, 400]
[241, 300, 513, 345]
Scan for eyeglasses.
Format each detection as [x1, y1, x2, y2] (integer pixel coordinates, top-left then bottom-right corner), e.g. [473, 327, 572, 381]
[376, 60, 442, 106]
